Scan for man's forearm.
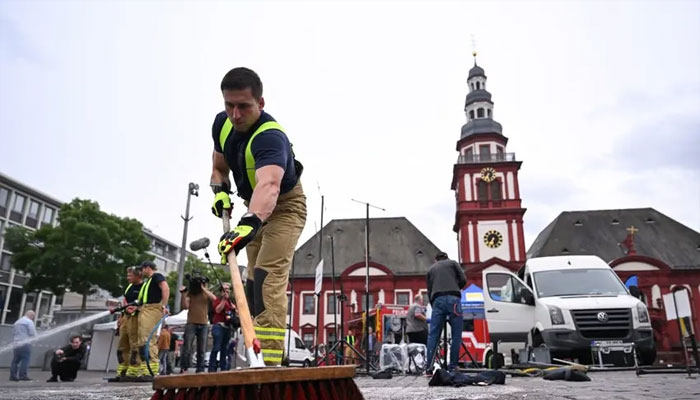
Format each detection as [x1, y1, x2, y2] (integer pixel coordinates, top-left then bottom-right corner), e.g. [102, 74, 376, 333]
[248, 181, 280, 222]
[203, 289, 217, 303]
[211, 151, 231, 187]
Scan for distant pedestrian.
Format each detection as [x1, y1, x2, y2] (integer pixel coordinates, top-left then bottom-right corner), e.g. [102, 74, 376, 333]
[406, 295, 428, 345]
[157, 326, 172, 375]
[47, 335, 86, 382]
[10, 310, 37, 382]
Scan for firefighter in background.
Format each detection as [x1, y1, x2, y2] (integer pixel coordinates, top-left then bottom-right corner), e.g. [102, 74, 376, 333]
[136, 260, 169, 381]
[109, 266, 142, 382]
[212, 67, 307, 366]
[344, 329, 357, 365]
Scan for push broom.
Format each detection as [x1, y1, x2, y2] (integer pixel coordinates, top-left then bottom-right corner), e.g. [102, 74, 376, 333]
[150, 210, 363, 400]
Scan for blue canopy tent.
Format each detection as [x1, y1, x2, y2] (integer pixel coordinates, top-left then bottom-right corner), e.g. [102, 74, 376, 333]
[462, 284, 485, 320]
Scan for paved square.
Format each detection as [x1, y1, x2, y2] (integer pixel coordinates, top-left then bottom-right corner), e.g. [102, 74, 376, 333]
[0, 368, 698, 399]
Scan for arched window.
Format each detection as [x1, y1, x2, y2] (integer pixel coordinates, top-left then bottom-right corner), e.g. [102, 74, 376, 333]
[476, 82, 481, 90]
[469, 110, 475, 120]
[487, 109, 492, 118]
[477, 108, 484, 118]
[490, 181, 502, 201]
[651, 285, 661, 309]
[477, 181, 489, 202]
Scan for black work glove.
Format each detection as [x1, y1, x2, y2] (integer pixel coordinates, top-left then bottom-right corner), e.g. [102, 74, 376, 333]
[218, 213, 262, 261]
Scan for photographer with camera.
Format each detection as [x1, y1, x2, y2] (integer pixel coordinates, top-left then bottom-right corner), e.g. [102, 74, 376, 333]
[208, 283, 238, 372]
[179, 272, 216, 373]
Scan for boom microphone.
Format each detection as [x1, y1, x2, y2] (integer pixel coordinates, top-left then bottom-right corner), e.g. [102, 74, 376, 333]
[189, 237, 211, 251]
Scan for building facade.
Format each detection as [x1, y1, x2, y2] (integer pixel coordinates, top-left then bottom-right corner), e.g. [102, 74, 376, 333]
[0, 172, 61, 327]
[0, 171, 181, 327]
[289, 217, 440, 348]
[451, 59, 527, 283]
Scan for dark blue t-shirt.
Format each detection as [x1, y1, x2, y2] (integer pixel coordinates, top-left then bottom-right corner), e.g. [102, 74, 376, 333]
[212, 111, 300, 201]
[143, 273, 165, 304]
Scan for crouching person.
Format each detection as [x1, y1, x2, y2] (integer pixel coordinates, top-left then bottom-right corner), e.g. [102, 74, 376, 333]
[47, 335, 85, 382]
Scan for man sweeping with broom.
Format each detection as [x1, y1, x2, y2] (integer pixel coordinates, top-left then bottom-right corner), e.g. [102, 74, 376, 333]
[210, 67, 307, 367]
[149, 67, 361, 400]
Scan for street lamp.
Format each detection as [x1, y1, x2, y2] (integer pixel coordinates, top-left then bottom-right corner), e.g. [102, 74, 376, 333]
[174, 182, 199, 313]
[351, 198, 385, 375]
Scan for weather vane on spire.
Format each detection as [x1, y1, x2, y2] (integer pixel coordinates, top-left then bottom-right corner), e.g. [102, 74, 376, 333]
[471, 34, 478, 64]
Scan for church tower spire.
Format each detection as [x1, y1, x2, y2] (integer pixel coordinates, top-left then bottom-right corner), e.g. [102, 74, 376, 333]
[451, 55, 527, 275]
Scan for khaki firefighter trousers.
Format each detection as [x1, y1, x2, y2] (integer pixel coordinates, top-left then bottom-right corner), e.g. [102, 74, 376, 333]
[117, 313, 140, 377]
[245, 182, 307, 366]
[137, 304, 163, 375]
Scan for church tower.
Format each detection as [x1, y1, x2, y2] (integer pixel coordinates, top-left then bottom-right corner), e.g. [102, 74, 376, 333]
[451, 54, 527, 275]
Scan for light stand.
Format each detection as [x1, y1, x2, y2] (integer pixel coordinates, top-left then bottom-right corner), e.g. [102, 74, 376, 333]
[313, 195, 324, 366]
[351, 198, 385, 375]
[175, 182, 199, 313]
[330, 234, 339, 364]
[284, 254, 296, 367]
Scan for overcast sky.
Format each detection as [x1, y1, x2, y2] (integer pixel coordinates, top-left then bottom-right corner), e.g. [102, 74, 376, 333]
[1, 0, 699, 267]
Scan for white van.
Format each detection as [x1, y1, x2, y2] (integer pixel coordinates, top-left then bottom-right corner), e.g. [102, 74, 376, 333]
[482, 255, 656, 365]
[284, 329, 314, 367]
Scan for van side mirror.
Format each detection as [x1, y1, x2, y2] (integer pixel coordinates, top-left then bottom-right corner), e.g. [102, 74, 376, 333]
[520, 288, 535, 306]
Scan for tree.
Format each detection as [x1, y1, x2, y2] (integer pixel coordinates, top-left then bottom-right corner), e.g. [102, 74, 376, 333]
[4, 199, 152, 314]
[166, 255, 232, 311]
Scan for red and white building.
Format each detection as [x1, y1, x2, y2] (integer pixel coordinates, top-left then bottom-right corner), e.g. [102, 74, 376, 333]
[451, 60, 527, 284]
[289, 217, 440, 348]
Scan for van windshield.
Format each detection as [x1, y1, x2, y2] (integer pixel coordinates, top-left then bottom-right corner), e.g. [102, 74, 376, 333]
[533, 269, 628, 298]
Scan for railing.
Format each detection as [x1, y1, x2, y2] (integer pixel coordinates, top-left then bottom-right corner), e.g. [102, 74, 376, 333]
[457, 153, 516, 164]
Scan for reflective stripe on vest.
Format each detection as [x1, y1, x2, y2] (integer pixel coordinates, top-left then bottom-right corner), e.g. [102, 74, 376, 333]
[138, 277, 152, 304]
[346, 335, 355, 346]
[218, 120, 285, 190]
[124, 283, 132, 296]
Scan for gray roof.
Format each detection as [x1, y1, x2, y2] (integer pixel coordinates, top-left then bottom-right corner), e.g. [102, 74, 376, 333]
[527, 208, 700, 270]
[465, 89, 492, 106]
[460, 119, 503, 138]
[468, 64, 485, 79]
[0, 171, 64, 207]
[292, 217, 442, 278]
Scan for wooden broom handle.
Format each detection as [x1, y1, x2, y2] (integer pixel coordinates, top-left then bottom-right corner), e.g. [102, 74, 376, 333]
[223, 210, 257, 351]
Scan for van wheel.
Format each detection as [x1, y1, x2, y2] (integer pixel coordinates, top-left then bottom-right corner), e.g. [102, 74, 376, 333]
[484, 351, 493, 369]
[639, 349, 656, 366]
[532, 331, 544, 347]
[303, 360, 311, 368]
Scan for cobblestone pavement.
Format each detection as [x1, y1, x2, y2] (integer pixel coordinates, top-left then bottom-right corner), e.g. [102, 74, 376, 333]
[0, 368, 698, 400]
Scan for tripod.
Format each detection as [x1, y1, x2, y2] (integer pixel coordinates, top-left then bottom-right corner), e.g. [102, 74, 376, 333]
[321, 337, 376, 371]
[430, 321, 479, 370]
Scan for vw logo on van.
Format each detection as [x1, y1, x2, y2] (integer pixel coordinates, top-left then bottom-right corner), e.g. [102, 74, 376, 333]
[597, 312, 609, 323]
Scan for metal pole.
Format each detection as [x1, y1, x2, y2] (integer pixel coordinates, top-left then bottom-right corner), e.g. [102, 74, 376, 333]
[330, 234, 338, 364]
[285, 254, 296, 367]
[364, 203, 370, 375]
[314, 195, 324, 365]
[350, 198, 385, 374]
[174, 182, 198, 313]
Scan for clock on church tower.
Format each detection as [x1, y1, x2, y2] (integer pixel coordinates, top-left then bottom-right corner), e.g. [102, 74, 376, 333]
[450, 54, 527, 275]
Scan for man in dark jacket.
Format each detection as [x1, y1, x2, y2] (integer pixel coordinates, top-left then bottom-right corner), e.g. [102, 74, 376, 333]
[425, 252, 466, 374]
[47, 335, 86, 382]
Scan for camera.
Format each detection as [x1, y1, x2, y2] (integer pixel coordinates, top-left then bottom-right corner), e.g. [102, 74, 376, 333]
[184, 270, 210, 295]
[225, 309, 240, 329]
